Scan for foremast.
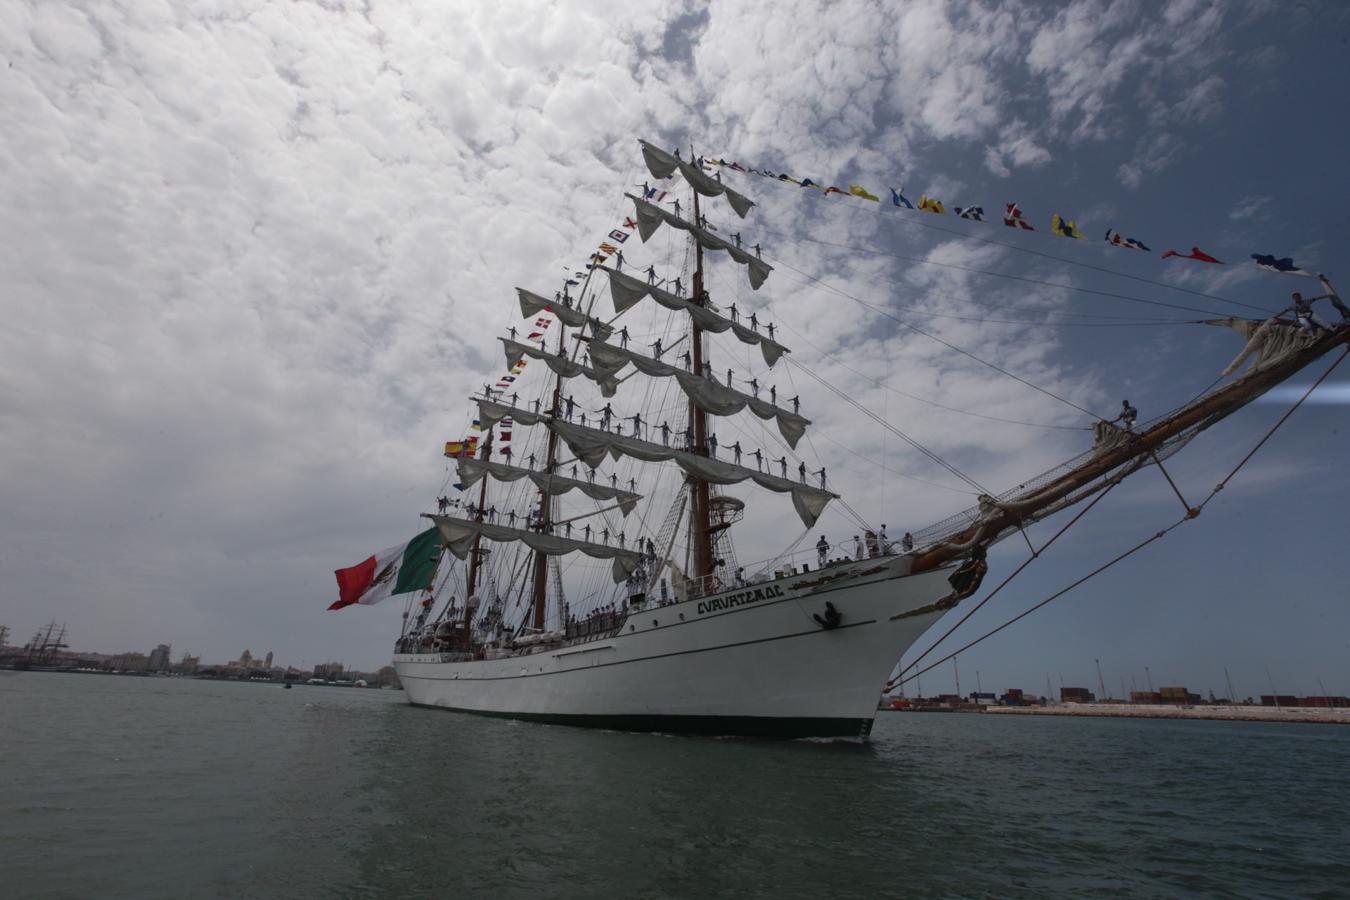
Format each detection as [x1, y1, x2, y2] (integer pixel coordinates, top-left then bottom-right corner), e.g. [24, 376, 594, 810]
[688, 169, 714, 583]
[530, 314, 567, 630]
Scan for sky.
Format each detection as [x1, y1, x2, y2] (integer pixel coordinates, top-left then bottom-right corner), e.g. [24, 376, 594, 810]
[3, 0, 1348, 697]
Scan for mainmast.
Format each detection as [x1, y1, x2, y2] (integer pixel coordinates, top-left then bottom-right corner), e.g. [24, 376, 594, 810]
[688, 158, 714, 583]
[530, 306, 568, 630]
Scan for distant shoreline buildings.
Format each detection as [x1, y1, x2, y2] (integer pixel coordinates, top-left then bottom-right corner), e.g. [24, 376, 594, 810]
[0, 622, 400, 689]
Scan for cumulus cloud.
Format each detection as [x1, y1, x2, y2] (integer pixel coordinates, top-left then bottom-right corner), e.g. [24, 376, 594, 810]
[0, 0, 1306, 670]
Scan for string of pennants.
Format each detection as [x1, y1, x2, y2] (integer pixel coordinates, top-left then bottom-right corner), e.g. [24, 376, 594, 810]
[705, 155, 1316, 277]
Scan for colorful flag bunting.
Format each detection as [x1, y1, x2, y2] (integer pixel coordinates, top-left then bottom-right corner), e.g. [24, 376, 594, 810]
[1162, 247, 1222, 264]
[527, 331, 543, 340]
[1104, 229, 1151, 251]
[849, 185, 880, 202]
[1003, 203, 1034, 230]
[622, 217, 638, 230]
[800, 178, 818, 188]
[565, 278, 579, 286]
[1251, 253, 1309, 276]
[1051, 214, 1086, 240]
[890, 188, 914, 209]
[534, 316, 551, 327]
[918, 195, 946, 214]
[598, 242, 618, 254]
[955, 206, 985, 221]
[608, 229, 629, 243]
[778, 174, 801, 185]
[590, 252, 608, 263]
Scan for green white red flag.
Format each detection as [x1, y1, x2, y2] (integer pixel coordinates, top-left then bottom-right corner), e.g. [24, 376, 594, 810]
[330, 527, 441, 610]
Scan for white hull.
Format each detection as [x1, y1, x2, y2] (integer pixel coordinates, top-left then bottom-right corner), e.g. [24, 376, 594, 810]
[394, 557, 956, 738]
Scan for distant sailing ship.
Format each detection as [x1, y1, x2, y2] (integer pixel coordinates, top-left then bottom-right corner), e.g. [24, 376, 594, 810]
[389, 138, 1349, 738]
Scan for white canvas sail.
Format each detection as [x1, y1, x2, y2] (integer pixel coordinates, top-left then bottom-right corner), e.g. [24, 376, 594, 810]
[429, 514, 642, 583]
[626, 194, 773, 290]
[638, 139, 755, 218]
[456, 457, 641, 515]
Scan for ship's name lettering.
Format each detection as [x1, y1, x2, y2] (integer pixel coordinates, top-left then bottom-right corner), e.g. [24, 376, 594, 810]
[697, 585, 786, 615]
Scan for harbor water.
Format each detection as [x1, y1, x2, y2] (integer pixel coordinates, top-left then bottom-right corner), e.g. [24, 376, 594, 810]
[3, 672, 1348, 898]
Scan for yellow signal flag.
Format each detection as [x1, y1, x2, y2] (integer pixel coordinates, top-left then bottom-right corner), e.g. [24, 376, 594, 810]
[918, 195, 946, 214]
[1051, 214, 1086, 239]
[849, 185, 880, 202]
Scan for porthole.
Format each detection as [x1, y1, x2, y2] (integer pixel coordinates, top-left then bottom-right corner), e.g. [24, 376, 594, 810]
[652, 619, 659, 627]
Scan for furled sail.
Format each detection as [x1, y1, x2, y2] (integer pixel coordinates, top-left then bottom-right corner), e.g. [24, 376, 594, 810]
[638, 139, 755, 219]
[585, 341, 810, 447]
[476, 398, 549, 430]
[517, 288, 613, 339]
[427, 514, 642, 584]
[602, 266, 787, 366]
[545, 420, 835, 528]
[500, 338, 621, 397]
[626, 194, 773, 290]
[457, 457, 641, 516]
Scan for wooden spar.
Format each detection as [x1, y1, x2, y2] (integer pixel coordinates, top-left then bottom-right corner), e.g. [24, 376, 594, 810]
[463, 429, 494, 629]
[529, 320, 567, 630]
[689, 163, 714, 582]
[910, 327, 1350, 576]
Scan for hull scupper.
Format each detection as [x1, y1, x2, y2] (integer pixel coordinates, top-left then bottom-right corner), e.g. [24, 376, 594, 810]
[394, 557, 957, 738]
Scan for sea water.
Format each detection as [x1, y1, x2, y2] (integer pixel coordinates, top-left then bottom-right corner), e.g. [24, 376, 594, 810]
[3, 672, 1347, 898]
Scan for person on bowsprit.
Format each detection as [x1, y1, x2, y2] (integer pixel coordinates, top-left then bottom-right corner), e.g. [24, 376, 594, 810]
[901, 531, 914, 552]
[753, 449, 764, 472]
[660, 420, 671, 446]
[777, 456, 788, 478]
[746, 377, 760, 399]
[749, 312, 759, 333]
[619, 326, 630, 349]
[1282, 291, 1334, 333]
[679, 349, 692, 371]
[1317, 274, 1350, 321]
[646, 265, 657, 285]
[732, 441, 743, 465]
[1111, 400, 1138, 431]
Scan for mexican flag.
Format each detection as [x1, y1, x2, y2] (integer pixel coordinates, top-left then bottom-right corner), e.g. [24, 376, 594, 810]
[329, 527, 442, 610]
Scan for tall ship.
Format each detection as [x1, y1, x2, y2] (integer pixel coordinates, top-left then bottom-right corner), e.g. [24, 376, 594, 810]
[384, 138, 1348, 738]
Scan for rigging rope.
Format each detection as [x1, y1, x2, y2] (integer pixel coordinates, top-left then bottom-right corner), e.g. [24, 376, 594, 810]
[893, 345, 1349, 688]
[771, 255, 1102, 420]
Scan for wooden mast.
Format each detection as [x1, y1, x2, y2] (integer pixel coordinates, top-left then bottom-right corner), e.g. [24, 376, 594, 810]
[463, 429, 494, 634]
[529, 309, 567, 630]
[688, 156, 714, 584]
